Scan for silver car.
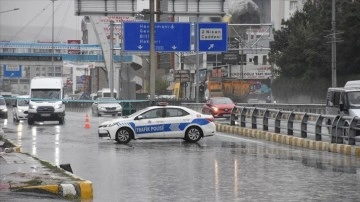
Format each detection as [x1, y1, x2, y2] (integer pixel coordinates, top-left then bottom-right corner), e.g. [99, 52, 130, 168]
[13, 95, 30, 122]
[91, 97, 122, 117]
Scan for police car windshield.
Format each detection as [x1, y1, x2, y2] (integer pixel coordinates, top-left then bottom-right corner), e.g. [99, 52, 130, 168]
[347, 91, 360, 107]
[127, 106, 159, 118]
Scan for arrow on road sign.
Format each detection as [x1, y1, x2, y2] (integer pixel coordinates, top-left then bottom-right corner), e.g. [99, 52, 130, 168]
[208, 44, 214, 50]
[137, 45, 143, 50]
[172, 45, 177, 50]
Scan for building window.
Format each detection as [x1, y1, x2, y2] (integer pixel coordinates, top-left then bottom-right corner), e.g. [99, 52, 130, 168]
[290, 1, 297, 10]
[263, 55, 268, 65]
[253, 56, 258, 65]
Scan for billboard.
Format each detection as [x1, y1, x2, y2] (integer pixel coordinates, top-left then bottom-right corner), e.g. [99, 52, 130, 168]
[67, 40, 81, 54]
[3, 64, 22, 78]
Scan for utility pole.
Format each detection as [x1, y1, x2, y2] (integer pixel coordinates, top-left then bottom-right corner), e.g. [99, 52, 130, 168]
[331, 0, 337, 87]
[51, 0, 57, 77]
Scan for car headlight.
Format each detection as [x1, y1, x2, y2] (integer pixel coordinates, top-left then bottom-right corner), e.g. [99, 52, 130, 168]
[117, 106, 122, 110]
[100, 122, 117, 127]
[18, 109, 24, 113]
[55, 104, 63, 109]
[100, 107, 106, 110]
[211, 107, 219, 112]
[29, 104, 37, 109]
[3, 108, 7, 112]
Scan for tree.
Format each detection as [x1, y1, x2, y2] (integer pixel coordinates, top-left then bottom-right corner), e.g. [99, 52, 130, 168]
[269, 0, 332, 80]
[155, 78, 169, 95]
[267, 0, 360, 103]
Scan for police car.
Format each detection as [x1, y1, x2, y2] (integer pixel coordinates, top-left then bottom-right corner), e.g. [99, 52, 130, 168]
[98, 103, 216, 144]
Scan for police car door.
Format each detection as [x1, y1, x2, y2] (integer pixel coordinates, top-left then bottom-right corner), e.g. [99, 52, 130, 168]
[134, 108, 165, 138]
[163, 108, 190, 138]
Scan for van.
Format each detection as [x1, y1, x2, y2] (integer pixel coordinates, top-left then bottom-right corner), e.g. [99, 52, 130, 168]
[27, 77, 66, 125]
[344, 80, 360, 88]
[97, 88, 117, 99]
[325, 87, 360, 117]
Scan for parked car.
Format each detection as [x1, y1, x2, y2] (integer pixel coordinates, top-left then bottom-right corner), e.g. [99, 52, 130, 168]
[98, 103, 215, 144]
[91, 97, 122, 117]
[13, 95, 30, 122]
[0, 96, 8, 119]
[202, 97, 235, 118]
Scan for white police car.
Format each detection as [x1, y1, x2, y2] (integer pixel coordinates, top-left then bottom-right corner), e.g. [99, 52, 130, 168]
[98, 104, 216, 143]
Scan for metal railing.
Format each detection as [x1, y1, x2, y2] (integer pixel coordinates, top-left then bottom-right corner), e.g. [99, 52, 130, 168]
[229, 105, 360, 145]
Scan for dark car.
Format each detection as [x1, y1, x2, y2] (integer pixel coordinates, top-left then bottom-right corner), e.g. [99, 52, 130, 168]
[0, 96, 8, 119]
[202, 97, 235, 118]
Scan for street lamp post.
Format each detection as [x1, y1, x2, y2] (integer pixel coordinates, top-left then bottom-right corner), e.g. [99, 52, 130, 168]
[0, 8, 19, 14]
[0, 8, 20, 40]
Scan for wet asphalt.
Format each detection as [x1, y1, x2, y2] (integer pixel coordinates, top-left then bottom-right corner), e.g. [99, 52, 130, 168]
[1, 110, 360, 202]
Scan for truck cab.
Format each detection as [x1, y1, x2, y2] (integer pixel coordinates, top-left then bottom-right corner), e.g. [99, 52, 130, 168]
[27, 77, 66, 125]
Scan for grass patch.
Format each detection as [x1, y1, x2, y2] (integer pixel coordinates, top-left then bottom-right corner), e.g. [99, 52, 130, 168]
[22, 153, 81, 181]
[24, 177, 43, 186]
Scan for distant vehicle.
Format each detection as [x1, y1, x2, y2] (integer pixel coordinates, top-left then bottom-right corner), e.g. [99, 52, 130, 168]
[28, 77, 66, 125]
[13, 95, 30, 122]
[202, 97, 235, 118]
[325, 85, 360, 144]
[157, 95, 176, 99]
[98, 103, 215, 144]
[0, 96, 8, 119]
[97, 88, 117, 99]
[91, 97, 122, 117]
[1, 92, 14, 106]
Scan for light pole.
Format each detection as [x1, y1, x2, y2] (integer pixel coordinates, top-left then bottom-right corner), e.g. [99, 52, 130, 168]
[234, 38, 244, 80]
[51, 0, 57, 77]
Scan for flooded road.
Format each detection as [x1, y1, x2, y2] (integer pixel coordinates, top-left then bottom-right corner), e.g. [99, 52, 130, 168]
[2, 111, 360, 201]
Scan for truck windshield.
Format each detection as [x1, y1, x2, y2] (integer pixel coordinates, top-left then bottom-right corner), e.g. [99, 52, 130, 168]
[31, 89, 61, 100]
[347, 92, 360, 107]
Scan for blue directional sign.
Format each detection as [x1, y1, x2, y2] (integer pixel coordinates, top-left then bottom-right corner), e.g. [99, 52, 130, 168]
[198, 22, 228, 52]
[3, 64, 22, 78]
[123, 22, 191, 52]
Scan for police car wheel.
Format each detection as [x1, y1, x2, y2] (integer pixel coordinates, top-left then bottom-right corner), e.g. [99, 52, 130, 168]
[115, 128, 132, 144]
[185, 126, 202, 143]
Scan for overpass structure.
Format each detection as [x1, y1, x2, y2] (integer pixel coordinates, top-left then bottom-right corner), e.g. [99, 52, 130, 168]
[0, 41, 143, 98]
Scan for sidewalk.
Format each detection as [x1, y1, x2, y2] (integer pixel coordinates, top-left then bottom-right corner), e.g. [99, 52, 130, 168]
[0, 128, 93, 201]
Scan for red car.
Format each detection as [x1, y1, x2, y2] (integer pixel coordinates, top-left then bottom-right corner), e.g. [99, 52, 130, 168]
[202, 97, 235, 118]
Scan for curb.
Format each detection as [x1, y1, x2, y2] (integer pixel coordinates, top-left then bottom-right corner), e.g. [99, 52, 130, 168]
[0, 134, 93, 200]
[16, 180, 93, 200]
[216, 124, 360, 157]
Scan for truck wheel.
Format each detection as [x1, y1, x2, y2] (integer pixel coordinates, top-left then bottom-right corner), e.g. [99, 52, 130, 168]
[59, 117, 65, 125]
[28, 118, 34, 125]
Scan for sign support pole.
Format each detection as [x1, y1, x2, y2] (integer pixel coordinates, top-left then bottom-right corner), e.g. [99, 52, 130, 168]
[149, 0, 156, 102]
[110, 20, 114, 98]
[195, 17, 200, 103]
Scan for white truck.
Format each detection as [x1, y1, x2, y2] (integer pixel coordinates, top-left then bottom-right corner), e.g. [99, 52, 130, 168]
[27, 77, 66, 125]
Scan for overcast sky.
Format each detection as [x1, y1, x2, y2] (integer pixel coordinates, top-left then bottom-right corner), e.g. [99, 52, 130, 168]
[0, 0, 149, 42]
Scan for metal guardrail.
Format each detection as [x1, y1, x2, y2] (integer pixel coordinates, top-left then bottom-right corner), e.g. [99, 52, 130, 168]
[229, 105, 360, 145]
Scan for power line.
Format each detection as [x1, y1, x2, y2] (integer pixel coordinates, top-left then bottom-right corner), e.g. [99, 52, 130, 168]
[8, 2, 52, 42]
